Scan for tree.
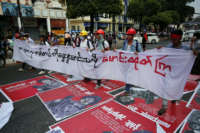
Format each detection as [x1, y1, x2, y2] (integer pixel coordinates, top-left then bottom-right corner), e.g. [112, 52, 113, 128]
[66, 0, 123, 33]
[159, 0, 195, 22]
[127, 0, 160, 31]
[128, 0, 194, 31]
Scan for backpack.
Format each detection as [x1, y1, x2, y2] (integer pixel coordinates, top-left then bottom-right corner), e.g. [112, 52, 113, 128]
[135, 40, 139, 52]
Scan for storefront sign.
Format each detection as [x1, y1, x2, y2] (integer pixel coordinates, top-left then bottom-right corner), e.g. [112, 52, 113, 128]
[21, 5, 33, 17]
[0, 3, 3, 15]
[1, 2, 18, 16]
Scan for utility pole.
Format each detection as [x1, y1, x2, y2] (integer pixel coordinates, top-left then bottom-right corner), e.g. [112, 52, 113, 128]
[17, 0, 23, 32]
[65, 0, 69, 32]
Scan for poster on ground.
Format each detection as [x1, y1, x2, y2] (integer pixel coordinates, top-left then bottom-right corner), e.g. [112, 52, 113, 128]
[38, 83, 112, 121]
[78, 80, 125, 93]
[0, 76, 66, 102]
[50, 100, 162, 133]
[184, 80, 198, 93]
[50, 72, 82, 84]
[114, 87, 192, 133]
[186, 83, 200, 110]
[180, 110, 200, 133]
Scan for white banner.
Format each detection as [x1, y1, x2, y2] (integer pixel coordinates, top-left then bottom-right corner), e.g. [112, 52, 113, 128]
[13, 40, 195, 100]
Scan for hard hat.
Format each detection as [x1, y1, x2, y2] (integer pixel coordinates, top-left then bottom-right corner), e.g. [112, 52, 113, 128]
[80, 30, 88, 36]
[96, 29, 105, 35]
[126, 28, 136, 35]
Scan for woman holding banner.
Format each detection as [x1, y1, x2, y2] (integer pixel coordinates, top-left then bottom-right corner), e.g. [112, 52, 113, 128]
[158, 29, 193, 115]
[94, 29, 110, 89]
[122, 28, 143, 95]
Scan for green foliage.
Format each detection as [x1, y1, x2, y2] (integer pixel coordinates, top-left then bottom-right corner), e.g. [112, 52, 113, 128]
[128, 0, 195, 30]
[127, 0, 145, 21]
[66, 0, 123, 18]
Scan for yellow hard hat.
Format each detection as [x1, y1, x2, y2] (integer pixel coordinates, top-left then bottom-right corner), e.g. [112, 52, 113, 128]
[80, 30, 88, 36]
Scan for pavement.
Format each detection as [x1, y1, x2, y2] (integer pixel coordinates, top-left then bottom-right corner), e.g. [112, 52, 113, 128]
[0, 39, 176, 133]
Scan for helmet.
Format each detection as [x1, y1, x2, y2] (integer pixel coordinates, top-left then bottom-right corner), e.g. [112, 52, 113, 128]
[126, 28, 136, 35]
[96, 29, 105, 35]
[80, 30, 88, 36]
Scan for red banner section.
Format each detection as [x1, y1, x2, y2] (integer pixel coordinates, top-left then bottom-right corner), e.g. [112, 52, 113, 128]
[0, 76, 66, 102]
[38, 82, 112, 121]
[184, 80, 198, 92]
[180, 110, 200, 133]
[51, 100, 158, 133]
[50, 73, 80, 84]
[115, 89, 192, 132]
[186, 83, 200, 110]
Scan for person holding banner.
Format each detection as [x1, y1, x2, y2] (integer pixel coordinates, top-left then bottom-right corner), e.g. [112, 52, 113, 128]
[94, 29, 110, 89]
[17, 33, 28, 72]
[191, 32, 200, 74]
[80, 30, 95, 82]
[122, 28, 143, 95]
[158, 29, 193, 115]
[38, 35, 50, 75]
[79, 30, 95, 51]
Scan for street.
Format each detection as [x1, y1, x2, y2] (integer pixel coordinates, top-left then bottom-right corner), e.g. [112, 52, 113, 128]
[0, 39, 195, 133]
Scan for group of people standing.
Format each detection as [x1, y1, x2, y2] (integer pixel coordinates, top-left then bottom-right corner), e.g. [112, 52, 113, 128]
[14, 27, 200, 116]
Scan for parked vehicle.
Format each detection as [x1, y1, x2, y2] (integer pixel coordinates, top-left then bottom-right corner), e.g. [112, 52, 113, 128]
[134, 33, 160, 44]
[134, 34, 143, 43]
[182, 30, 200, 41]
[147, 33, 160, 44]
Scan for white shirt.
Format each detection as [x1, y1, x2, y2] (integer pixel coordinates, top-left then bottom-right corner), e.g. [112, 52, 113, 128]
[127, 45, 131, 52]
[80, 39, 94, 50]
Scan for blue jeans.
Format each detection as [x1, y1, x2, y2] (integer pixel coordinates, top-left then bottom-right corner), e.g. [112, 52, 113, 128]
[125, 84, 133, 92]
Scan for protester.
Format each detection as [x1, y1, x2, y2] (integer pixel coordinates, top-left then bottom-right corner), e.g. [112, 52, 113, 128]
[79, 30, 95, 83]
[0, 36, 7, 67]
[73, 33, 81, 48]
[79, 30, 94, 51]
[64, 32, 71, 46]
[142, 30, 148, 51]
[122, 28, 143, 95]
[107, 33, 113, 49]
[38, 35, 50, 75]
[157, 29, 193, 115]
[17, 32, 27, 72]
[24, 33, 34, 44]
[94, 29, 110, 89]
[191, 32, 200, 74]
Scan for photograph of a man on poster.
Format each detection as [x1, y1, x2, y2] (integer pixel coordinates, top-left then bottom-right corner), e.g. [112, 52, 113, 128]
[184, 110, 200, 133]
[33, 78, 65, 92]
[194, 89, 200, 104]
[115, 88, 158, 105]
[45, 95, 102, 120]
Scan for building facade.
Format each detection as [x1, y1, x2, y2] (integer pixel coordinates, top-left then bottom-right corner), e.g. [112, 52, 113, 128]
[0, 0, 67, 40]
